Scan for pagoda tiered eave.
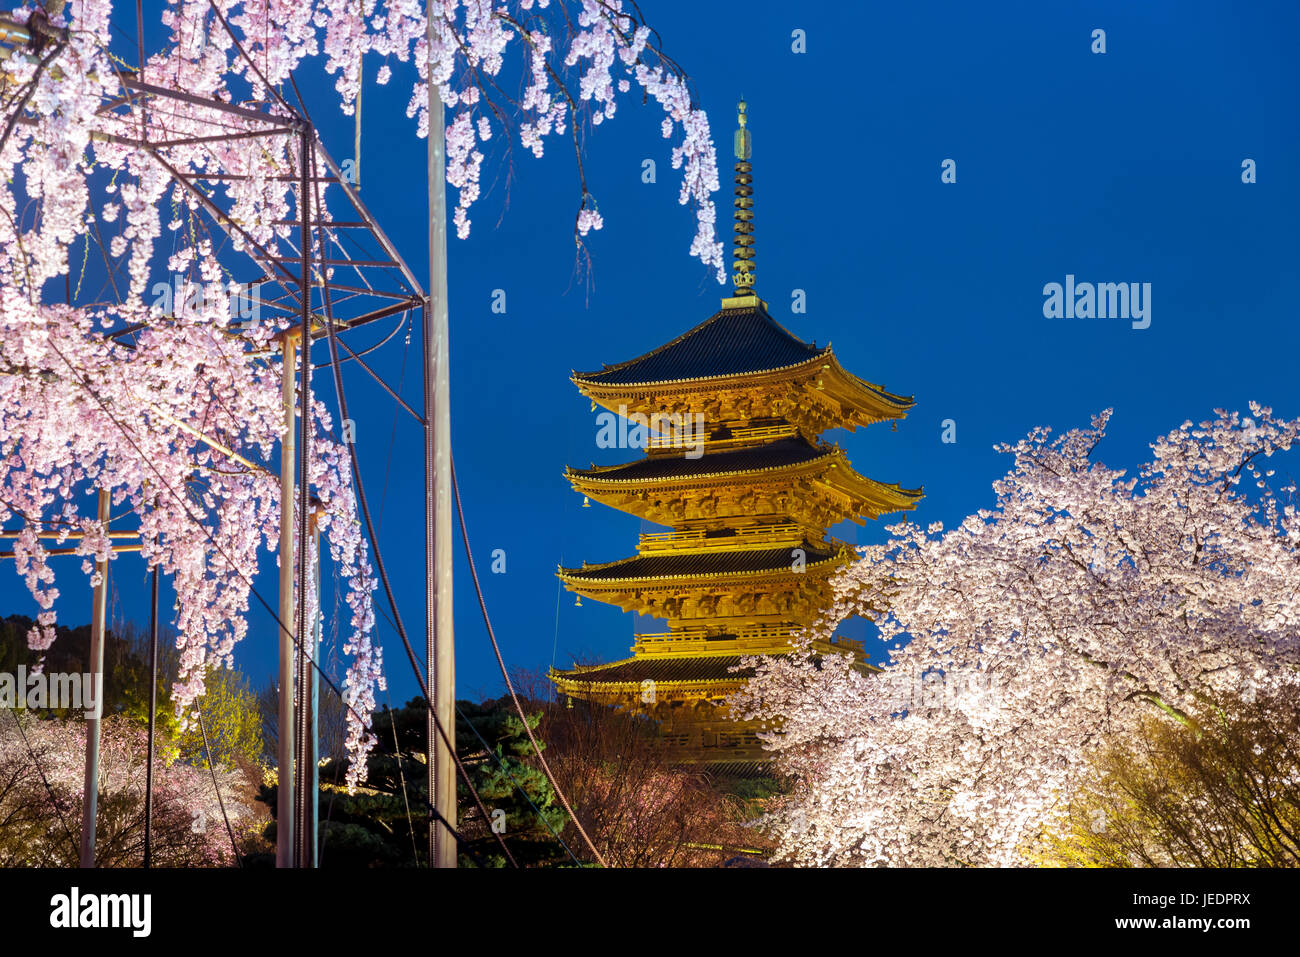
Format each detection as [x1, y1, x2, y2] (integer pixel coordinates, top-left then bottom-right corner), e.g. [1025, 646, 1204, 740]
[558, 541, 846, 586]
[549, 635, 880, 700]
[558, 542, 851, 621]
[566, 439, 923, 527]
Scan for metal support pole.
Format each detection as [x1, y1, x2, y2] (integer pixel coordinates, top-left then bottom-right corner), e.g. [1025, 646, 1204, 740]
[143, 565, 158, 868]
[294, 505, 320, 867]
[79, 488, 110, 868]
[425, 23, 457, 868]
[309, 510, 321, 867]
[294, 128, 314, 869]
[276, 331, 297, 869]
[294, 532, 312, 867]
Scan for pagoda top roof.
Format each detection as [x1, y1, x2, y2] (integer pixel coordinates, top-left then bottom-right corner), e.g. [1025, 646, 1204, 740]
[560, 542, 841, 583]
[572, 301, 915, 421]
[572, 303, 824, 385]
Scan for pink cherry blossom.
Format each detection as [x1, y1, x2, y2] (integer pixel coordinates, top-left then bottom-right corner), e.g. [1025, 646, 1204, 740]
[2, 0, 721, 789]
[736, 406, 1300, 866]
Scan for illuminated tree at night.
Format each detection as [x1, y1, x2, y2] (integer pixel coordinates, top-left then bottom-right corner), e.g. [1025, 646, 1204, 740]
[737, 407, 1300, 866]
[0, 0, 723, 786]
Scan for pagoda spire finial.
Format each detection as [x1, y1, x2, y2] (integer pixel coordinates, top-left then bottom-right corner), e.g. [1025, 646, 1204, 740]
[731, 98, 756, 298]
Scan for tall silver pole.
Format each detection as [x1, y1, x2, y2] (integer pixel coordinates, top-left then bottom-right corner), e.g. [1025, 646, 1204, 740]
[425, 7, 457, 869]
[276, 332, 298, 868]
[79, 487, 110, 867]
[310, 510, 321, 868]
[294, 130, 314, 868]
[143, 565, 158, 868]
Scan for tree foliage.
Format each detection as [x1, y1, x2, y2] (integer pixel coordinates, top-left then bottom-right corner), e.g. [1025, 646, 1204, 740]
[1040, 687, 1300, 867]
[737, 407, 1300, 866]
[254, 689, 769, 867]
[1, 0, 722, 790]
[170, 662, 264, 773]
[1, 613, 265, 769]
[0, 713, 258, 866]
[539, 696, 772, 867]
[258, 697, 572, 868]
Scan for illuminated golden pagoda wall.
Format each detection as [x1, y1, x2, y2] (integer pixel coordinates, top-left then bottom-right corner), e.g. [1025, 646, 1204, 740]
[549, 101, 921, 769]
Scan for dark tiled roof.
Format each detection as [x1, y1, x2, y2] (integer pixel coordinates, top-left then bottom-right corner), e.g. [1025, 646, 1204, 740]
[574, 306, 825, 385]
[693, 760, 776, 778]
[562, 543, 839, 581]
[569, 436, 827, 481]
[557, 656, 754, 684]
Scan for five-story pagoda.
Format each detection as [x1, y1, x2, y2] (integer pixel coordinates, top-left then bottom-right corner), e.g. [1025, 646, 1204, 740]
[550, 101, 921, 769]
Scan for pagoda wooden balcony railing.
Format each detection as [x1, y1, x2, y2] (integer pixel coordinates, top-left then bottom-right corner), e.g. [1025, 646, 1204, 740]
[645, 422, 805, 453]
[634, 623, 794, 655]
[637, 522, 808, 553]
[814, 635, 866, 655]
[633, 633, 792, 657]
[633, 626, 865, 658]
[639, 624, 797, 640]
[659, 735, 765, 761]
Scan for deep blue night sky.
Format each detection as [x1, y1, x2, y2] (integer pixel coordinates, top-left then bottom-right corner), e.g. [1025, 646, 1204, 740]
[10, 1, 1299, 708]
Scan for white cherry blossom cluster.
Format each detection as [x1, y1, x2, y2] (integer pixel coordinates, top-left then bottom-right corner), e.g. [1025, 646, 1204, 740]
[2, 0, 717, 785]
[188, 0, 723, 266]
[735, 406, 1300, 866]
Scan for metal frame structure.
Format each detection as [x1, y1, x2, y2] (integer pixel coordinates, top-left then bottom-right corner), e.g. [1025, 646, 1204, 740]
[0, 2, 454, 868]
